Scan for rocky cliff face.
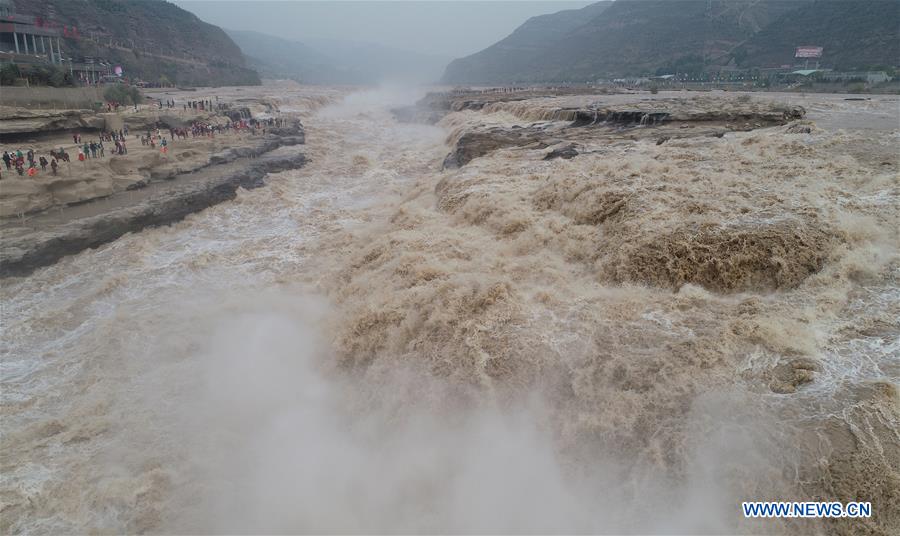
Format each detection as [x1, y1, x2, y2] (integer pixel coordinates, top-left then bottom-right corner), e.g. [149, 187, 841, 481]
[12, 0, 260, 86]
[442, 0, 899, 84]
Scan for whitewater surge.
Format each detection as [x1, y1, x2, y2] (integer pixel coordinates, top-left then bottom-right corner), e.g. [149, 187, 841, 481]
[327, 91, 900, 534]
[1, 87, 898, 534]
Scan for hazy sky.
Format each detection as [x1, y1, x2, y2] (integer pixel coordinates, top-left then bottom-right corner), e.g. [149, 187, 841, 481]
[173, 1, 593, 58]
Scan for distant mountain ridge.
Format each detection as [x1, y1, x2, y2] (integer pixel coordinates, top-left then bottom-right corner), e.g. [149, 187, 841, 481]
[440, 2, 614, 85]
[227, 30, 349, 84]
[13, 0, 260, 86]
[737, 1, 900, 71]
[227, 30, 449, 85]
[442, 0, 900, 84]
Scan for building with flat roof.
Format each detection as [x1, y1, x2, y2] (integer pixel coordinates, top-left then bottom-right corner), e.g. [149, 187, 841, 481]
[0, 0, 64, 65]
[0, 0, 115, 84]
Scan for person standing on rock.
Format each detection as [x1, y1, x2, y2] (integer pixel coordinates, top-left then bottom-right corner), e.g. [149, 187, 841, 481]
[83, 142, 91, 159]
[2, 151, 10, 170]
[50, 158, 58, 175]
[39, 156, 48, 172]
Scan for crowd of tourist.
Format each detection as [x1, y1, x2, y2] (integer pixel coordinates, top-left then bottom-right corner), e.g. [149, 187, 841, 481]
[106, 101, 138, 113]
[1, 112, 290, 181]
[155, 96, 228, 113]
[0, 84, 286, 183]
[3, 148, 61, 178]
[180, 97, 225, 112]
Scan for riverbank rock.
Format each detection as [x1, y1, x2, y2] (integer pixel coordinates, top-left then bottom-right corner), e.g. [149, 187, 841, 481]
[0, 150, 307, 277]
[0, 106, 105, 137]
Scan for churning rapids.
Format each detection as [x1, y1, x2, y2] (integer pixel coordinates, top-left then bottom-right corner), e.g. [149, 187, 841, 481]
[2, 85, 898, 534]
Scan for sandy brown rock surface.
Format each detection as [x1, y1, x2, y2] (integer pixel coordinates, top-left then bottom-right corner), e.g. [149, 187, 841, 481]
[0, 105, 265, 216]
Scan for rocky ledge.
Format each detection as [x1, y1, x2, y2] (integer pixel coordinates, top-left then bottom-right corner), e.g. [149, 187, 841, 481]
[392, 87, 610, 124]
[0, 148, 306, 278]
[0, 106, 107, 136]
[1, 115, 305, 217]
[438, 94, 805, 168]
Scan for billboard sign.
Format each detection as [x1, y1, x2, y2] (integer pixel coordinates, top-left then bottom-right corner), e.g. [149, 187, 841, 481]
[795, 46, 823, 58]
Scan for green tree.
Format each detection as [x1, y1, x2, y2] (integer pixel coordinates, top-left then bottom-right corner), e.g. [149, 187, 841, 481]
[0, 63, 21, 85]
[8, 64, 76, 87]
[103, 83, 143, 105]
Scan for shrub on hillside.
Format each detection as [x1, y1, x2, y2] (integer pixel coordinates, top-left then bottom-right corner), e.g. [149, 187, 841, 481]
[28, 64, 76, 87]
[0, 63, 21, 85]
[1, 63, 75, 87]
[103, 84, 142, 105]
